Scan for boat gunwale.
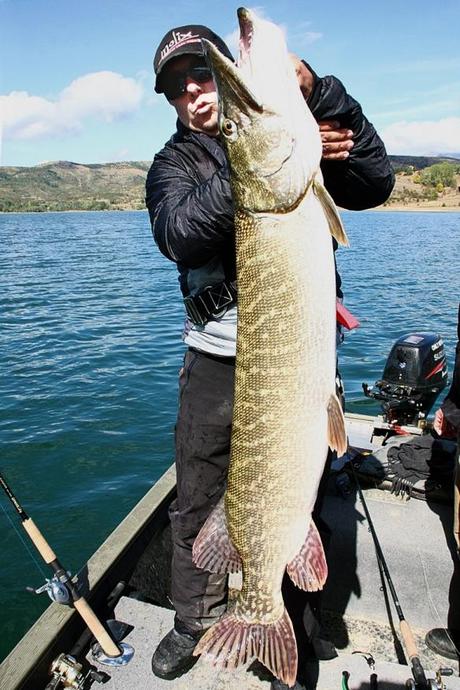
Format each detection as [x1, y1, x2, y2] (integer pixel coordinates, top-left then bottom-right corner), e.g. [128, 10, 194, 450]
[0, 465, 176, 690]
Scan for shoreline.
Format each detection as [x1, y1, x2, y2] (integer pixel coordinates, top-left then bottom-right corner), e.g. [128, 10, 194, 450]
[1, 205, 460, 215]
[372, 204, 460, 213]
[0, 208, 147, 215]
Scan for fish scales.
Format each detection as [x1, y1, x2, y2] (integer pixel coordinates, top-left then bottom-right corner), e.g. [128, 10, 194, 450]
[228, 199, 336, 597]
[192, 7, 348, 686]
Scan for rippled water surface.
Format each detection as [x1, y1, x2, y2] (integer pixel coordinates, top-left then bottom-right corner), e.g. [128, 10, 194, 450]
[0, 209, 459, 660]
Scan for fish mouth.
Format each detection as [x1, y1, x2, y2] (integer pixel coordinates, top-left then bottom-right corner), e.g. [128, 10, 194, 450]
[237, 7, 254, 69]
[201, 38, 263, 115]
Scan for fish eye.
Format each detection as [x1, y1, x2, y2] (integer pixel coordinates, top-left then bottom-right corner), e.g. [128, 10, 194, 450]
[221, 118, 238, 140]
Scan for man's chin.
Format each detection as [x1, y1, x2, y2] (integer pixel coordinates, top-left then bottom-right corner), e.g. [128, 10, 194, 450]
[190, 119, 219, 136]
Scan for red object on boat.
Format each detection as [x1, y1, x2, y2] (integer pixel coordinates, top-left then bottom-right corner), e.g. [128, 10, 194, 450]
[336, 300, 360, 330]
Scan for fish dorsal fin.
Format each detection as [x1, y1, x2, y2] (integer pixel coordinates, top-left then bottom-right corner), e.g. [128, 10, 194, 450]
[327, 393, 348, 456]
[313, 178, 349, 247]
[192, 496, 242, 574]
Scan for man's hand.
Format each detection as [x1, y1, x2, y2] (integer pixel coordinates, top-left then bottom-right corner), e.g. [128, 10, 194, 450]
[319, 120, 354, 161]
[289, 55, 354, 162]
[433, 408, 457, 438]
[290, 53, 315, 99]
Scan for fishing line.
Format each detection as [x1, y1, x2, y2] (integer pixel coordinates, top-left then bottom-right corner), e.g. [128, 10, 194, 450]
[0, 470, 133, 665]
[0, 499, 47, 578]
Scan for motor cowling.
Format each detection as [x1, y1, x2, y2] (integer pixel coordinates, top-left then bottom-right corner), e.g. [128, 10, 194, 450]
[363, 332, 448, 425]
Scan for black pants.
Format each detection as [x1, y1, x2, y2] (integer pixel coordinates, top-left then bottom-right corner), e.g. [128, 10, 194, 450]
[170, 347, 334, 638]
[170, 349, 234, 631]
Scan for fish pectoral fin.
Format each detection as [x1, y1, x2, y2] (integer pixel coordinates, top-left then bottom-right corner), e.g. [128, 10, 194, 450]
[312, 179, 349, 247]
[194, 608, 298, 687]
[286, 518, 328, 591]
[327, 393, 348, 456]
[192, 496, 242, 574]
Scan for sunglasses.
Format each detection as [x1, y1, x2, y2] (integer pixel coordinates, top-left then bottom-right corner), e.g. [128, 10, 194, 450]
[162, 65, 213, 101]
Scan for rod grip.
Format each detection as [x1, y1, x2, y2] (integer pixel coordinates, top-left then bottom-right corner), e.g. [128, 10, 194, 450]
[400, 619, 419, 660]
[22, 518, 57, 564]
[73, 597, 121, 658]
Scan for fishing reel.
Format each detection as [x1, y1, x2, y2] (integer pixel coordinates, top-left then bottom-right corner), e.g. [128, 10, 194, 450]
[27, 573, 72, 604]
[405, 667, 453, 690]
[45, 654, 108, 690]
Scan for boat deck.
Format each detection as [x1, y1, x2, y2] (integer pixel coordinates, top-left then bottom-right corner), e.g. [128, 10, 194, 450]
[2, 414, 459, 689]
[87, 596, 456, 690]
[88, 481, 460, 689]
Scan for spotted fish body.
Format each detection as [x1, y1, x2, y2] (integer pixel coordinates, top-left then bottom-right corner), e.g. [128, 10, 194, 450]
[193, 8, 348, 686]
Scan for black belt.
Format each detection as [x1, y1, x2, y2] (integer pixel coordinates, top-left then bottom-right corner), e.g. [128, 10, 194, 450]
[184, 280, 237, 326]
[188, 347, 235, 364]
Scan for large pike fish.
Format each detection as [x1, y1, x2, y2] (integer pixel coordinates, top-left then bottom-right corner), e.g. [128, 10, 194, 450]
[192, 8, 348, 686]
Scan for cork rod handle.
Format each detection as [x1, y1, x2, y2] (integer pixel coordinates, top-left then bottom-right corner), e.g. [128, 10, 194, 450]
[73, 598, 121, 657]
[400, 620, 419, 660]
[22, 516, 120, 658]
[22, 518, 57, 564]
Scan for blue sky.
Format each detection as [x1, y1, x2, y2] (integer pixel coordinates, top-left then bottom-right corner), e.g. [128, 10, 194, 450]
[1, 0, 459, 167]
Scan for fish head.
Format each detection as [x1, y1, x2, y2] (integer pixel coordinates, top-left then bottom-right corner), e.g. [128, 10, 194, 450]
[203, 8, 322, 214]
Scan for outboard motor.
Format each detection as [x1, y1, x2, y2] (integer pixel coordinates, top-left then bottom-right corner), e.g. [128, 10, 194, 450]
[363, 332, 448, 426]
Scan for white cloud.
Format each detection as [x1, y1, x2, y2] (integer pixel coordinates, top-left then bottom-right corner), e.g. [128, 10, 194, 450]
[288, 21, 323, 47]
[375, 82, 460, 123]
[301, 31, 323, 45]
[381, 117, 460, 155]
[0, 71, 143, 141]
[224, 28, 240, 58]
[377, 99, 459, 122]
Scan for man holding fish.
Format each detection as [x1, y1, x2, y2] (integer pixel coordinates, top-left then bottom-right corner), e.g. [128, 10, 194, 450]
[146, 10, 394, 689]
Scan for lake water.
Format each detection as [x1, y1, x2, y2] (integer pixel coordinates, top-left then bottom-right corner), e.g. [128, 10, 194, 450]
[0, 209, 459, 662]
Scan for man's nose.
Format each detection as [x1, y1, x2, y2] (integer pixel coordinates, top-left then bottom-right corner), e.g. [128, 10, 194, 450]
[185, 79, 202, 97]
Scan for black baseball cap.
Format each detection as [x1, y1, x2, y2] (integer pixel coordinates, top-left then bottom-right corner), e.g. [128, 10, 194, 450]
[154, 24, 233, 93]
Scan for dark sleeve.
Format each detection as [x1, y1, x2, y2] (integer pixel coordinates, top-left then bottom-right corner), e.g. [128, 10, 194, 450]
[306, 65, 395, 210]
[442, 303, 460, 428]
[145, 146, 234, 268]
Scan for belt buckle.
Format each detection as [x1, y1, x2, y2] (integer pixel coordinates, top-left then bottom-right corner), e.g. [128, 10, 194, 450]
[203, 282, 234, 312]
[184, 296, 207, 326]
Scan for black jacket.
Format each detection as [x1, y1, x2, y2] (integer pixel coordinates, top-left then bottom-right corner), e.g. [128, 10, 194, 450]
[146, 70, 395, 298]
[442, 303, 460, 429]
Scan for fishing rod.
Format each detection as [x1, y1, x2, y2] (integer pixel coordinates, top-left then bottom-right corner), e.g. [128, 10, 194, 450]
[348, 462, 433, 690]
[0, 471, 133, 667]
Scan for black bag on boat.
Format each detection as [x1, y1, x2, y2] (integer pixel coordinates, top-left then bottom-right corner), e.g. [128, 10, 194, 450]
[353, 434, 457, 502]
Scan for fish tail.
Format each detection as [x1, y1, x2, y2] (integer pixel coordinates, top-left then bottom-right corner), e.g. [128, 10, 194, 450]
[194, 608, 298, 686]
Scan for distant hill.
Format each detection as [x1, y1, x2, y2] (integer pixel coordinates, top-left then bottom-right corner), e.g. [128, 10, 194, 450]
[389, 154, 459, 171]
[0, 155, 458, 213]
[0, 160, 151, 212]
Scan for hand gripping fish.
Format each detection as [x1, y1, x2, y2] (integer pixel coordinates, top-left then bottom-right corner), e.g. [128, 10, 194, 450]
[192, 8, 348, 686]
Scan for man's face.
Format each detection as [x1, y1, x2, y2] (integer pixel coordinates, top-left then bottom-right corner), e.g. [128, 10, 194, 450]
[161, 55, 218, 136]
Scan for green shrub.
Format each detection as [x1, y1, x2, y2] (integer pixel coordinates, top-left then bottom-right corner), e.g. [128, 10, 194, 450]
[420, 162, 456, 188]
